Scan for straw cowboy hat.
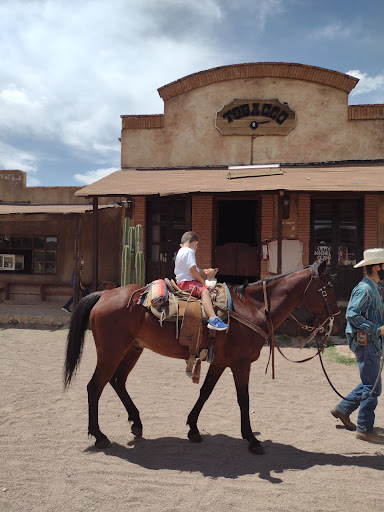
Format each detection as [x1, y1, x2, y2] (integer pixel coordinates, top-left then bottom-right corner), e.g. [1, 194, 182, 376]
[354, 248, 384, 268]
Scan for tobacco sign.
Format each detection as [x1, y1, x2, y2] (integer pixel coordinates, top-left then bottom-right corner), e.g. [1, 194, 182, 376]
[215, 98, 296, 136]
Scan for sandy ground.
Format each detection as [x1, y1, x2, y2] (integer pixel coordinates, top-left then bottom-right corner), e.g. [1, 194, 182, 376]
[0, 327, 383, 512]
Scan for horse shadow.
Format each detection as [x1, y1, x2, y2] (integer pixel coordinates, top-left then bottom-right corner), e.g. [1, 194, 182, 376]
[85, 434, 384, 483]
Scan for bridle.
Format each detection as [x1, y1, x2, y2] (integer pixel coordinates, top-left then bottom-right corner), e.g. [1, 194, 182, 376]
[263, 266, 340, 378]
[289, 269, 340, 348]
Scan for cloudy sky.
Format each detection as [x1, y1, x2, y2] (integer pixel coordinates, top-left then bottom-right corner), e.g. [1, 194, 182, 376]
[0, 0, 383, 187]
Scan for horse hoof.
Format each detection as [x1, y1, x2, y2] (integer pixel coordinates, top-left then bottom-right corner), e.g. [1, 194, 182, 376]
[188, 432, 203, 443]
[248, 443, 264, 455]
[94, 437, 111, 449]
[131, 425, 143, 438]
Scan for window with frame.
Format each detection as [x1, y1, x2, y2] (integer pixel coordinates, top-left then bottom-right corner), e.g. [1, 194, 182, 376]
[0, 235, 57, 274]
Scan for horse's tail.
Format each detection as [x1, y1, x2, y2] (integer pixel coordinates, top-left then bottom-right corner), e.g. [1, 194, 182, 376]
[63, 291, 102, 389]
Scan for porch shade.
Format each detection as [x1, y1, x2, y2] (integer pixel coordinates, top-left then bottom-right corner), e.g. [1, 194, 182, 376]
[74, 164, 384, 197]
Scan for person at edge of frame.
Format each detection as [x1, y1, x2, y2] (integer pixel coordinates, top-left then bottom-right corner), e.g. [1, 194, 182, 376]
[330, 248, 384, 444]
[62, 259, 90, 313]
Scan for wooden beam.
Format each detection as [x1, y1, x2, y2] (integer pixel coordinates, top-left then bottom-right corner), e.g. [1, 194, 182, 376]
[73, 215, 81, 306]
[277, 191, 283, 275]
[92, 197, 99, 291]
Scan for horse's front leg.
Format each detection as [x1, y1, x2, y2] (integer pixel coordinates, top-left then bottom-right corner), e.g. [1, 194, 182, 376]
[187, 364, 225, 442]
[232, 364, 264, 455]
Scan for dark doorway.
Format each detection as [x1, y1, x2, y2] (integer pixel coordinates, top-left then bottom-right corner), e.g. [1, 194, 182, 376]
[311, 198, 364, 300]
[215, 199, 259, 283]
[146, 198, 191, 282]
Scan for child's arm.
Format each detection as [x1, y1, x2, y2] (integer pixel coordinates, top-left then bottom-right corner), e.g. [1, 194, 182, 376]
[189, 265, 206, 285]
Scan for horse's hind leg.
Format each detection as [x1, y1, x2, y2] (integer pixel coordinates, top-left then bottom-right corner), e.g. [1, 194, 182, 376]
[232, 365, 264, 455]
[187, 364, 224, 442]
[109, 344, 144, 438]
[87, 366, 115, 448]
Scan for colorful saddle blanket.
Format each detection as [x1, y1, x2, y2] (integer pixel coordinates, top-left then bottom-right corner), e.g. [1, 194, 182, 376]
[138, 279, 232, 323]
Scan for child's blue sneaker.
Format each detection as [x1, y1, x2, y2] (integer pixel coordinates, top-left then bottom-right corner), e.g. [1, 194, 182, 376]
[208, 316, 229, 331]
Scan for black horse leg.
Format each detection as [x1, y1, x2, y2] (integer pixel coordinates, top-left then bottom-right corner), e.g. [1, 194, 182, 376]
[109, 345, 144, 438]
[187, 364, 225, 442]
[232, 365, 264, 454]
[87, 368, 111, 448]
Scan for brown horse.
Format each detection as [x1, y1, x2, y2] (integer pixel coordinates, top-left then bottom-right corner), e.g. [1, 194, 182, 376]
[64, 261, 339, 455]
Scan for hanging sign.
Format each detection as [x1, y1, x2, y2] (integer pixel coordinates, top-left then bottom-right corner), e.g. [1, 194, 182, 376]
[215, 98, 296, 136]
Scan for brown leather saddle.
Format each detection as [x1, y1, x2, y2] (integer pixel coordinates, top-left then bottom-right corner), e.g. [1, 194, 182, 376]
[138, 279, 231, 383]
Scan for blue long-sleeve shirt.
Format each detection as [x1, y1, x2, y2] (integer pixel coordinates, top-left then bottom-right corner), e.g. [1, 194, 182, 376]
[346, 276, 384, 355]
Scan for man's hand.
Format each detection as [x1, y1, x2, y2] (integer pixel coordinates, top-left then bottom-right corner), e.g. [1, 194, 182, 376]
[380, 325, 384, 335]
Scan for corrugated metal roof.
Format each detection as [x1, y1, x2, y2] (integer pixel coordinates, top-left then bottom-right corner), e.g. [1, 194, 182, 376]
[74, 165, 384, 197]
[0, 203, 120, 215]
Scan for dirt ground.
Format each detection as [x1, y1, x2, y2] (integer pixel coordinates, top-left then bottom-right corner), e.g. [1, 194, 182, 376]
[1, 327, 383, 512]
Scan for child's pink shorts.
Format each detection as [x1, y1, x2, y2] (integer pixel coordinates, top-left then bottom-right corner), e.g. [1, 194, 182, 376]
[177, 280, 209, 298]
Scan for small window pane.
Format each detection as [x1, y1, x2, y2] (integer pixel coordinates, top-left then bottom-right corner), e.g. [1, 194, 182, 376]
[34, 262, 44, 273]
[46, 237, 57, 249]
[45, 263, 56, 273]
[45, 251, 56, 261]
[33, 251, 44, 261]
[0, 237, 10, 250]
[34, 237, 45, 249]
[11, 238, 22, 249]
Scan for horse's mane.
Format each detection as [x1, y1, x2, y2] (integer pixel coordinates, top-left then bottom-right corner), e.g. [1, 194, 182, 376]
[228, 262, 318, 300]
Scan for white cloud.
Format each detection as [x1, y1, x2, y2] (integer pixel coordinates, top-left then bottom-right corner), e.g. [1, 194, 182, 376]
[347, 69, 384, 101]
[0, 142, 39, 178]
[311, 22, 352, 40]
[73, 167, 120, 185]
[0, 0, 224, 159]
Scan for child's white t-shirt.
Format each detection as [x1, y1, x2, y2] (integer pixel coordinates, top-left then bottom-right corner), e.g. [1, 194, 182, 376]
[174, 247, 199, 282]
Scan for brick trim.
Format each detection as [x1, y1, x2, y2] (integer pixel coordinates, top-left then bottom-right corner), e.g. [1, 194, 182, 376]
[260, 194, 274, 277]
[158, 63, 358, 101]
[348, 104, 384, 120]
[132, 196, 146, 256]
[121, 115, 164, 129]
[297, 194, 311, 266]
[191, 195, 213, 269]
[364, 195, 379, 248]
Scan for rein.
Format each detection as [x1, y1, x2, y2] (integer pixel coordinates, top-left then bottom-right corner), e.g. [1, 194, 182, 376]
[262, 270, 339, 379]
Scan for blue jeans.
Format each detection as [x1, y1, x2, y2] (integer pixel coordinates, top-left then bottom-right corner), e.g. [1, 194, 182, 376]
[63, 288, 90, 310]
[336, 343, 382, 433]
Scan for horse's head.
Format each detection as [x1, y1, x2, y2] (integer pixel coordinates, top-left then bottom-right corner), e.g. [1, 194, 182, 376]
[301, 260, 340, 334]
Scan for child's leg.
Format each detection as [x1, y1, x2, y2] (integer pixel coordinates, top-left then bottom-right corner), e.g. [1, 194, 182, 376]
[200, 288, 215, 319]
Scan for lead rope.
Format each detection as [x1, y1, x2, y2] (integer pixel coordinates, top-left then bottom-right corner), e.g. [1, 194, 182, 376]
[262, 280, 333, 378]
[316, 338, 384, 403]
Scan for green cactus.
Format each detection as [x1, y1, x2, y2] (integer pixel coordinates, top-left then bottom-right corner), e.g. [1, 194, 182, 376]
[121, 244, 132, 286]
[122, 217, 130, 246]
[135, 224, 143, 253]
[127, 226, 135, 251]
[135, 251, 145, 286]
[120, 223, 146, 286]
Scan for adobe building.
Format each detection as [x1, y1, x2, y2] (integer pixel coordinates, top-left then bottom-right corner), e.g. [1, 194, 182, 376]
[76, 62, 384, 303]
[0, 170, 124, 304]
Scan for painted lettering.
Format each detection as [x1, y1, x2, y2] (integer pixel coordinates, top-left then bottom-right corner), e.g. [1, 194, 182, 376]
[223, 110, 234, 123]
[261, 103, 272, 117]
[250, 103, 260, 116]
[222, 102, 291, 125]
[269, 105, 280, 120]
[276, 110, 289, 125]
[240, 103, 250, 117]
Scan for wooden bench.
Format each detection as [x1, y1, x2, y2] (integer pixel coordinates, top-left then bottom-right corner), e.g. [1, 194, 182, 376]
[1, 282, 74, 301]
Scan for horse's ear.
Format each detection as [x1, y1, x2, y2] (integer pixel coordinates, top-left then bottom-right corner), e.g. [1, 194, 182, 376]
[318, 260, 327, 275]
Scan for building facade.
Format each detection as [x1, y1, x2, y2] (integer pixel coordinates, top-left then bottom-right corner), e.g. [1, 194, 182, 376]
[0, 170, 124, 304]
[78, 62, 384, 302]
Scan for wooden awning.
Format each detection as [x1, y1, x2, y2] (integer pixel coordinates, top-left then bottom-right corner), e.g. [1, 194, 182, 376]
[0, 203, 120, 215]
[75, 164, 384, 197]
